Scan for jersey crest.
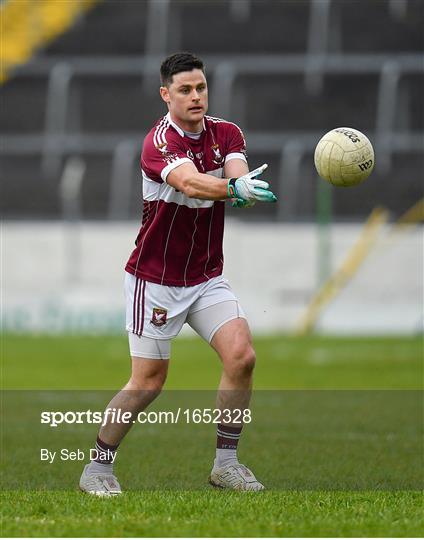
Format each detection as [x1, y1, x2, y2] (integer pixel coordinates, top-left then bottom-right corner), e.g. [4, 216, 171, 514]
[211, 144, 224, 165]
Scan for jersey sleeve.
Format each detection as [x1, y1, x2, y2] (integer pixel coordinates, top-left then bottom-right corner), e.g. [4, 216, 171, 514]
[141, 132, 192, 183]
[225, 123, 248, 164]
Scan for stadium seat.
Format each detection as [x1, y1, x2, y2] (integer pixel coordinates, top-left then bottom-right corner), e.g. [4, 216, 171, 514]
[176, 0, 310, 54]
[0, 75, 48, 132]
[46, 0, 149, 56]
[0, 0, 422, 221]
[337, 0, 423, 53]
[234, 73, 379, 132]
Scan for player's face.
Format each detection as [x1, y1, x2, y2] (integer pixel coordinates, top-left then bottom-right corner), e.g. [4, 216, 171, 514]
[160, 69, 208, 131]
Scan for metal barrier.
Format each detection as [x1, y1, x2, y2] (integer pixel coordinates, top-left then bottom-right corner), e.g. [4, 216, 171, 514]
[389, 0, 409, 20]
[28, 53, 423, 180]
[1, 126, 422, 221]
[276, 132, 423, 221]
[2, 49, 423, 221]
[142, 0, 170, 95]
[305, 0, 333, 94]
[108, 139, 139, 220]
[229, 0, 251, 22]
[59, 155, 86, 284]
[42, 62, 73, 179]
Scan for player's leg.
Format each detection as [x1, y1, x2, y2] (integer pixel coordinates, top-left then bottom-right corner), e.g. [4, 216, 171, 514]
[98, 354, 169, 446]
[79, 337, 170, 496]
[187, 295, 264, 490]
[212, 316, 255, 393]
[80, 272, 191, 496]
[99, 331, 170, 446]
[210, 317, 263, 490]
[208, 315, 255, 466]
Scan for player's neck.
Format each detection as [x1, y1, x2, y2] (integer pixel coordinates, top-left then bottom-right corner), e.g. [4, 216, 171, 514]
[169, 113, 203, 135]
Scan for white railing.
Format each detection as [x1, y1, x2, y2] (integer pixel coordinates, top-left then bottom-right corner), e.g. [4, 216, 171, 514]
[2, 52, 423, 220]
[3, 131, 421, 220]
[5, 53, 422, 180]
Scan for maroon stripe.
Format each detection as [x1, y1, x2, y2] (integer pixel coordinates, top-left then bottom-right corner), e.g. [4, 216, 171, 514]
[217, 423, 242, 435]
[133, 277, 140, 334]
[139, 280, 147, 336]
[96, 436, 119, 452]
[135, 279, 142, 335]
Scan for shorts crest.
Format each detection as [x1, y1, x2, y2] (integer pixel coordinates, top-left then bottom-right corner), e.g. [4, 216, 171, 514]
[151, 307, 168, 327]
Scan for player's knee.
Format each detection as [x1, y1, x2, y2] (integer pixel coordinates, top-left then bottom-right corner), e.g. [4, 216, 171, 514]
[226, 343, 256, 377]
[139, 369, 167, 391]
[240, 345, 256, 375]
[129, 362, 168, 392]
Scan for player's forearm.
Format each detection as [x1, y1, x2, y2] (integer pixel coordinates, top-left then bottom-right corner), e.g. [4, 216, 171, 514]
[182, 172, 229, 201]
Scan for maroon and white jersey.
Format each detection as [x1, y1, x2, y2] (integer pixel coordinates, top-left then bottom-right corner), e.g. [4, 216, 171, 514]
[125, 112, 247, 287]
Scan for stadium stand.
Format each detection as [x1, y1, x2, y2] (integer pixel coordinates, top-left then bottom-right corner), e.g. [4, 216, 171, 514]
[1, 0, 423, 221]
[0, 0, 100, 82]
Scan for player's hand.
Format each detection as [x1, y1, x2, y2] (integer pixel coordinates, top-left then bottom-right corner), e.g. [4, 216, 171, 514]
[231, 198, 256, 208]
[227, 164, 277, 204]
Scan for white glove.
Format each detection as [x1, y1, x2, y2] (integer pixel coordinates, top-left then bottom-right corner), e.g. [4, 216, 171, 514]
[227, 164, 277, 204]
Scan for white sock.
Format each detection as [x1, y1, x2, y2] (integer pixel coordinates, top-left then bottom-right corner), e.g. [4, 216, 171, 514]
[214, 448, 239, 469]
[86, 461, 114, 475]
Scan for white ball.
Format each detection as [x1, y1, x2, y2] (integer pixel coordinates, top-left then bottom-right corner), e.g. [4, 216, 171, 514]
[314, 127, 375, 187]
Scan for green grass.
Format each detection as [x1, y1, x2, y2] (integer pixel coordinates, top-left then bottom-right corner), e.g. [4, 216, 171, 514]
[2, 491, 423, 537]
[1, 333, 423, 537]
[3, 334, 422, 389]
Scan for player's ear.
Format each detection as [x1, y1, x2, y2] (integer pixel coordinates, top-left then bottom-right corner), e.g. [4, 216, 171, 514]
[160, 86, 170, 104]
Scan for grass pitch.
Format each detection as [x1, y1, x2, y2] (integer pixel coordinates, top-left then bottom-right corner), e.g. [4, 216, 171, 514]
[2, 490, 423, 537]
[3, 334, 421, 390]
[1, 334, 423, 537]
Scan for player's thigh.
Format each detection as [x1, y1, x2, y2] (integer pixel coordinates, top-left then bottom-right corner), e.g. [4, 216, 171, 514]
[129, 332, 170, 361]
[187, 276, 247, 343]
[130, 356, 169, 388]
[187, 298, 246, 343]
[210, 316, 255, 366]
[128, 333, 170, 388]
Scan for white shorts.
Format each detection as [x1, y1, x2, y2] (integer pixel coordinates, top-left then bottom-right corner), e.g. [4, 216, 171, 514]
[125, 272, 246, 359]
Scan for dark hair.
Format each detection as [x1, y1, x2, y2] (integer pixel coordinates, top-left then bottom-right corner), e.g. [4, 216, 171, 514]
[160, 52, 205, 86]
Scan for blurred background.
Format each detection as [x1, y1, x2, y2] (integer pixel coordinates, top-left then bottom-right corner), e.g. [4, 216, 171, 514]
[1, 0, 423, 335]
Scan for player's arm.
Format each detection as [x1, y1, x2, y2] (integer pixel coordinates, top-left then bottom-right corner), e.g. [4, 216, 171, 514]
[167, 161, 277, 203]
[224, 157, 249, 179]
[167, 162, 229, 200]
